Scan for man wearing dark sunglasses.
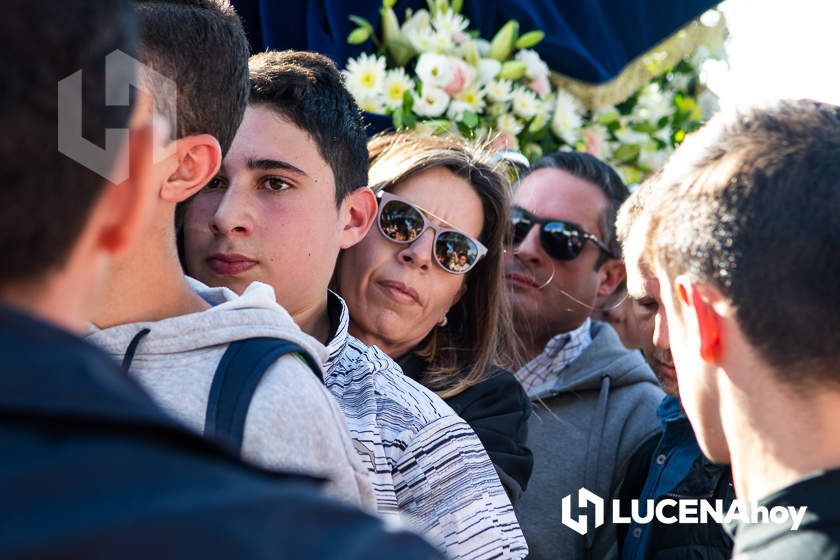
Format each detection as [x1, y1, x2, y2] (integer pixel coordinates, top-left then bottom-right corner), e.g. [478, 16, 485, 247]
[506, 152, 663, 560]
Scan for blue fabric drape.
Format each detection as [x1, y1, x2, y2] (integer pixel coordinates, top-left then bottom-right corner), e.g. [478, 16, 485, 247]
[232, 0, 718, 84]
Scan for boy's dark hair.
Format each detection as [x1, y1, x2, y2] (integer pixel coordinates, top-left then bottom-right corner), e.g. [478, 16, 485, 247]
[527, 151, 630, 264]
[0, 0, 136, 285]
[248, 50, 369, 205]
[647, 99, 840, 384]
[134, 0, 249, 156]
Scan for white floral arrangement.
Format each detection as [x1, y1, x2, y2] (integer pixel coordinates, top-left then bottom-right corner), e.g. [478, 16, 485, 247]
[343, 0, 726, 184]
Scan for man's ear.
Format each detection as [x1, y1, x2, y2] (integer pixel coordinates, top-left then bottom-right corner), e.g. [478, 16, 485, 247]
[95, 104, 169, 256]
[675, 275, 723, 364]
[596, 258, 626, 298]
[159, 133, 222, 204]
[339, 186, 378, 249]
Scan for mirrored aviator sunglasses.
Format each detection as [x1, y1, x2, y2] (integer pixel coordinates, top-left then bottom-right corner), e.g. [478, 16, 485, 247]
[509, 206, 615, 261]
[376, 191, 488, 274]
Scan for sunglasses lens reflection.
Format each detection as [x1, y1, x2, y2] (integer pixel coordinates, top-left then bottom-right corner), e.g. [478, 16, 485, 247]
[436, 231, 477, 273]
[380, 201, 425, 242]
[542, 222, 584, 260]
[511, 214, 532, 245]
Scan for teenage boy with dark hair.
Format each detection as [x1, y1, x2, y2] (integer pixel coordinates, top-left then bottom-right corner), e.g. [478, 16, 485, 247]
[0, 1, 441, 558]
[183, 50, 528, 560]
[645, 99, 840, 558]
[84, 0, 373, 507]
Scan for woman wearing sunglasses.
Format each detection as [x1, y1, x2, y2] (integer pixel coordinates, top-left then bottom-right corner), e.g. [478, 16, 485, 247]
[335, 132, 533, 502]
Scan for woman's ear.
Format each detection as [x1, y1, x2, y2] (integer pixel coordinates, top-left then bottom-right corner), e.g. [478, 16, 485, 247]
[159, 133, 222, 204]
[339, 186, 378, 249]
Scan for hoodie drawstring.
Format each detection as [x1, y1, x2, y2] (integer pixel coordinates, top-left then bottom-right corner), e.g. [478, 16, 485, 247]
[582, 375, 611, 557]
[122, 328, 151, 372]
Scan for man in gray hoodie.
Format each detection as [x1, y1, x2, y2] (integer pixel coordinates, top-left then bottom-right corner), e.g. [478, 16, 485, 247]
[85, 0, 373, 508]
[505, 151, 664, 559]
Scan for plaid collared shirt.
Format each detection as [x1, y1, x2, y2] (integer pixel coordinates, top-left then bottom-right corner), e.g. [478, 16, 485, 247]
[515, 318, 593, 398]
[324, 292, 528, 560]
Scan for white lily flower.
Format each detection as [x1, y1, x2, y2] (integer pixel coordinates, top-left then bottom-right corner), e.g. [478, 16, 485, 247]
[401, 9, 432, 48]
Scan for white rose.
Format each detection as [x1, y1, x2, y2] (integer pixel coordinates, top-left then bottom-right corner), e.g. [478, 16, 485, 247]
[515, 49, 550, 80]
[414, 85, 450, 117]
[416, 53, 453, 89]
[477, 59, 502, 84]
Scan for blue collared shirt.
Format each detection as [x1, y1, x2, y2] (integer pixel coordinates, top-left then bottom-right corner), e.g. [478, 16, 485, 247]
[621, 395, 702, 560]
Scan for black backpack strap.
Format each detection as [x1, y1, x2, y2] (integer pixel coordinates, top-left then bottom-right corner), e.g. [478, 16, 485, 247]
[204, 337, 322, 453]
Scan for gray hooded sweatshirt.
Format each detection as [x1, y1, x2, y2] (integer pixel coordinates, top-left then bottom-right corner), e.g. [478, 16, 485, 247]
[86, 278, 375, 510]
[515, 321, 664, 560]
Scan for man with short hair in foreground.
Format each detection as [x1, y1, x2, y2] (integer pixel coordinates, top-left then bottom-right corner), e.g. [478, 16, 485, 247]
[0, 1, 440, 557]
[644, 99, 840, 558]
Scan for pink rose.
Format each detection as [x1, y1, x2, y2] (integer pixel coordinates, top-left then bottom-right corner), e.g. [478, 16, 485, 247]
[444, 58, 472, 96]
[527, 74, 550, 97]
[489, 131, 519, 152]
[582, 128, 603, 158]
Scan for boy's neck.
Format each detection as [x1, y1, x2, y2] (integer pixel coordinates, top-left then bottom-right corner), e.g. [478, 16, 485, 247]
[292, 296, 332, 346]
[92, 230, 209, 329]
[727, 375, 840, 502]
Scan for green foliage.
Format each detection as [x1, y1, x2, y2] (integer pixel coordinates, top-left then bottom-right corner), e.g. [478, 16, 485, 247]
[515, 31, 544, 49]
[347, 27, 371, 45]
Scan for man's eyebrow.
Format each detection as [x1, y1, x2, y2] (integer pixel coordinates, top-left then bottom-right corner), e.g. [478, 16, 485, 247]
[246, 158, 307, 176]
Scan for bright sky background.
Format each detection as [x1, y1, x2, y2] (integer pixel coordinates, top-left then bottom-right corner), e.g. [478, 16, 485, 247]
[706, 0, 840, 108]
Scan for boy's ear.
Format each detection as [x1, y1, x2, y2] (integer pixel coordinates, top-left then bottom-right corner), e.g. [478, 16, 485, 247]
[339, 186, 378, 249]
[95, 100, 170, 256]
[675, 275, 724, 364]
[159, 133, 222, 204]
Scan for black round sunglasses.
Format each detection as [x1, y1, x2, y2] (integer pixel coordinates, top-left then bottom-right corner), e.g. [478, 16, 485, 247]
[509, 206, 616, 261]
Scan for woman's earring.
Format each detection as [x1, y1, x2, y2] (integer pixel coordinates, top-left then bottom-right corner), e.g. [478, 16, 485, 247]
[438, 315, 448, 327]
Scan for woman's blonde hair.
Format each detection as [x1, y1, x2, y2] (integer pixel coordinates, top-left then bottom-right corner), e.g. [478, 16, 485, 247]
[365, 131, 520, 398]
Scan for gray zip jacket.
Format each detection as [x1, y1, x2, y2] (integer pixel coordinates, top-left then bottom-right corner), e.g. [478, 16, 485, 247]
[86, 278, 375, 510]
[515, 321, 664, 560]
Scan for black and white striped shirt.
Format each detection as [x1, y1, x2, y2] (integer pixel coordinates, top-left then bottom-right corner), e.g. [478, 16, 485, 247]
[324, 292, 528, 560]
